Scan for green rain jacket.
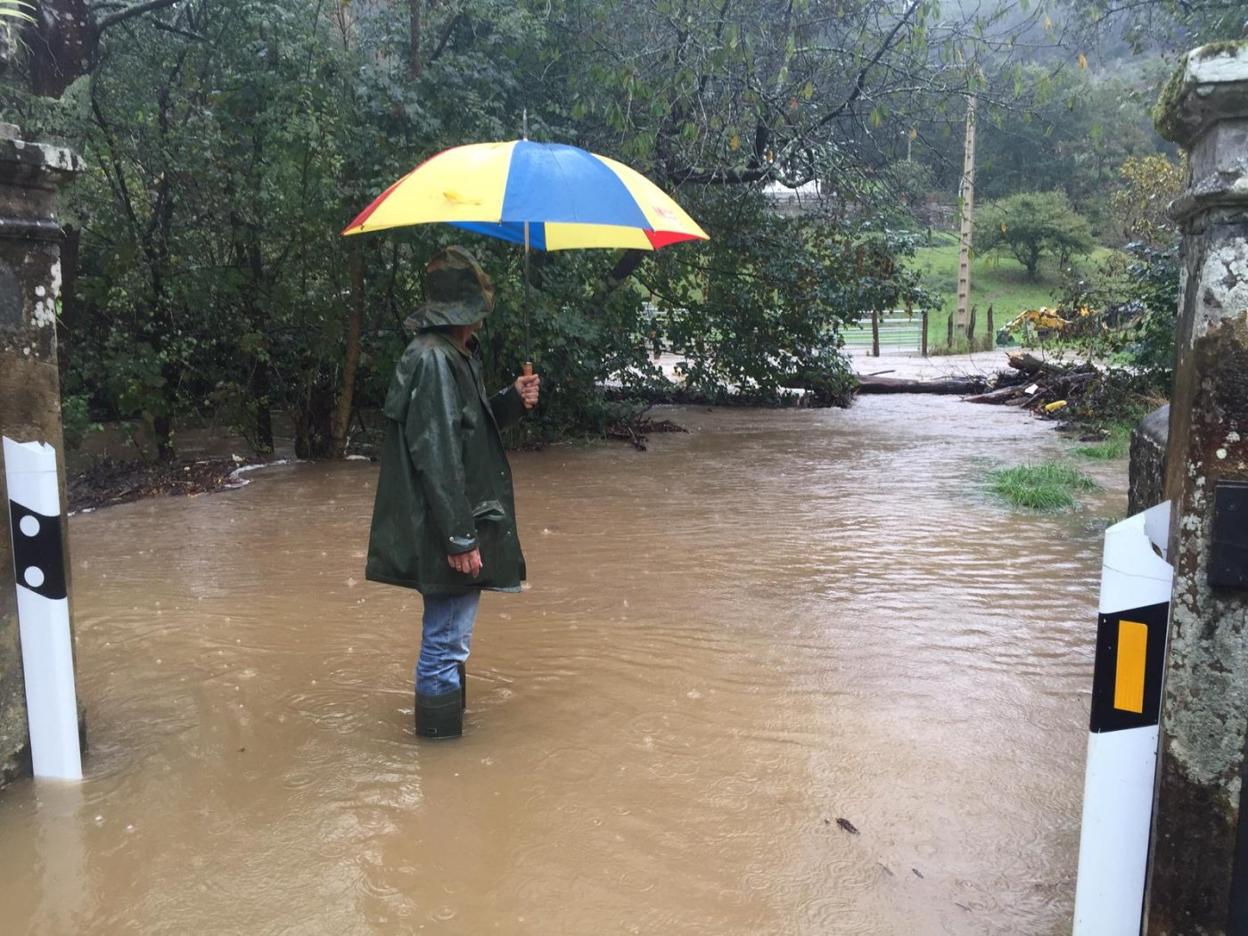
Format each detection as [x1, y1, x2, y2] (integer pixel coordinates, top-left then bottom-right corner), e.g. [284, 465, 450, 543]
[366, 329, 528, 595]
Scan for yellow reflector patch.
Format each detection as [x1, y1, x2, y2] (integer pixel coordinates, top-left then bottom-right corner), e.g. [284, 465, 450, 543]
[1114, 621, 1148, 714]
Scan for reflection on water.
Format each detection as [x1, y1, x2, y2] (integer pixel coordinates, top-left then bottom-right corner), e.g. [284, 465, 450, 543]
[0, 397, 1125, 935]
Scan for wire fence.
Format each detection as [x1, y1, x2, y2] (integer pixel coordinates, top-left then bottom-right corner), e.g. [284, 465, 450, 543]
[841, 312, 926, 354]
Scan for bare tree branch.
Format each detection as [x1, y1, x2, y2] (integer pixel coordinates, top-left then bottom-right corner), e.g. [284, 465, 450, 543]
[667, 0, 925, 186]
[96, 0, 179, 33]
[150, 17, 202, 41]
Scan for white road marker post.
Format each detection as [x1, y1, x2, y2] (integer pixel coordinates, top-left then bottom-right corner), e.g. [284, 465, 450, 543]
[2, 437, 82, 780]
[1073, 500, 1173, 935]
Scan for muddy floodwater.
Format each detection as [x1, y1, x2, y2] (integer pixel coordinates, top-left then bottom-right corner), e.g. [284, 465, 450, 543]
[0, 396, 1126, 935]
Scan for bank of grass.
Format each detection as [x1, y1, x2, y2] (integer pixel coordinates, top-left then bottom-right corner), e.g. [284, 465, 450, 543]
[987, 462, 1099, 511]
[1072, 423, 1133, 460]
[911, 233, 1121, 351]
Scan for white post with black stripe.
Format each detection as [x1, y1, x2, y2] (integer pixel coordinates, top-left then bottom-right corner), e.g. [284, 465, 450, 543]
[1073, 500, 1172, 935]
[3, 437, 82, 781]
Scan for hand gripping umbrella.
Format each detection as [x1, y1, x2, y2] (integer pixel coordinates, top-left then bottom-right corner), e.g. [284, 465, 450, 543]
[341, 137, 709, 375]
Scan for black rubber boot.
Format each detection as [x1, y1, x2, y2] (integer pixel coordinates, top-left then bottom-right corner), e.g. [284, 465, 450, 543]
[415, 689, 463, 739]
[457, 662, 467, 711]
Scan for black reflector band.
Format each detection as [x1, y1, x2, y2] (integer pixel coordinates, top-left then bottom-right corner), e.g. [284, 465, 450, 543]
[8, 499, 67, 601]
[1089, 601, 1169, 733]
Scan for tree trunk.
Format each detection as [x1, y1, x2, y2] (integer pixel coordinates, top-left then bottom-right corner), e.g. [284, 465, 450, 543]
[153, 411, 175, 462]
[294, 375, 336, 459]
[408, 0, 422, 78]
[249, 362, 274, 456]
[870, 308, 880, 356]
[330, 247, 365, 458]
[27, 0, 95, 98]
[1025, 246, 1040, 279]
[56, 225, 81, 385]
[855, 374, 985, 395]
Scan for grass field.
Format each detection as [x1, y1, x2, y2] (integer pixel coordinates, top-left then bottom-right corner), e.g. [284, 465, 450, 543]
[910, 232, 1119, 352]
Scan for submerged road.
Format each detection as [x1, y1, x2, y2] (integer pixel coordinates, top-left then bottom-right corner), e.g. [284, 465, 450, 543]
[0, 396, 1126, 935]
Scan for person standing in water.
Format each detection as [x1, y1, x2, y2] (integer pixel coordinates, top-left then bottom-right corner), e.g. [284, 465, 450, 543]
[366, 246, 539, 739]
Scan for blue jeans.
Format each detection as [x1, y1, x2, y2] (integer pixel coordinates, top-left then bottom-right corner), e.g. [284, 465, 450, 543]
[416, 591, 481, 696]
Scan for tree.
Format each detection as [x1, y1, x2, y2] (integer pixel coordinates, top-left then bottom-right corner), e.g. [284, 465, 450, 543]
[1061, 0, 1246, 54]
[1108, 153, 1184, 247]
[975, 190, 1096, 279]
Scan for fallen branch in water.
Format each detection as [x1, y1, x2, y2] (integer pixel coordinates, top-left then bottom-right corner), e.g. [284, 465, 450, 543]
[606, 411, 689, 451]
[855, 374, 987, 395]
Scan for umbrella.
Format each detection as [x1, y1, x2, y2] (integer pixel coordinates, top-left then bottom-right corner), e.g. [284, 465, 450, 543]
[341, 138, 708, 373]
[340, 139, 709, 250]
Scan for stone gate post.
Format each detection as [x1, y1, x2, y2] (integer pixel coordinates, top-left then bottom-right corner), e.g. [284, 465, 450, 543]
[1146, 42, 1248, 935]
[0, 122, 83, 786]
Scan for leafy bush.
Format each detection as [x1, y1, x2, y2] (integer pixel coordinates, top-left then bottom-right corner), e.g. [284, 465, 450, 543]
[643, 187, 928, 405]
[1108, 155, 1184, 247]
[1055, 241, 1178, 395]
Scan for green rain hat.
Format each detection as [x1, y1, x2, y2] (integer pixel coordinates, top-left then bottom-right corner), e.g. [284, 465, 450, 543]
[406, 246, 496, 331]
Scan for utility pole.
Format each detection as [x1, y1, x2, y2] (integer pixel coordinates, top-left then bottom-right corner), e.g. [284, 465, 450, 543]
[0, 122, 83, 785]
[954, 93, 976, 349]
[1144, 42, 1248, 935]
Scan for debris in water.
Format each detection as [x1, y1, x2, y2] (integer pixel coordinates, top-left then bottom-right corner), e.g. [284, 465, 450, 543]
[912, 868, 924, 879]
[878, 863, 895, 877]
[955, 903, 972, 912]
[836, 818, 859, 835]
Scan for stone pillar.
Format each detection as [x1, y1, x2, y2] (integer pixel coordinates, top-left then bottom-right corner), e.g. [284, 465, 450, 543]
[1129, 403, 1169, 517]
[0, 124, 83, 787]
[1145, 42, 1248, 935]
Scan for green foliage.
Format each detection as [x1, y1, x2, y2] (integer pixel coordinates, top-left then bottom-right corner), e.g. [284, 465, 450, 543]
[913, 61, 1170, 238]
[1073, 424, 1132, 460]
[476, 248, 657, 445]
[975, 191, 1096, 279]
[0, 0, 32, 22]
[887, 158, 937, 219]
[60, 393, 100, 451]
[1109, 154, 1184, 246]
[987, 462, 1098, 511]
[642, 187, 927, 404]
[10, 0, 554, 458]
[1064, 1, 1247, 55]
[1055, 242, 1178, 392]
[0, 0, 1116, 457]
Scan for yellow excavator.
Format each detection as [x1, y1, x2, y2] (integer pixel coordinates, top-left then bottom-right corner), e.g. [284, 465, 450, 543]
[997, 305, 1093, 344]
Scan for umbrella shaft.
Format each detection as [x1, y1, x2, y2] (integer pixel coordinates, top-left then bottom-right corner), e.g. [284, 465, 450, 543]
[523, 221, 531, 364]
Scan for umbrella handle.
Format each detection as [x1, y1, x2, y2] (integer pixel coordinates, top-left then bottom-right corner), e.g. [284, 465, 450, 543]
[521, 361, 536, 410]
